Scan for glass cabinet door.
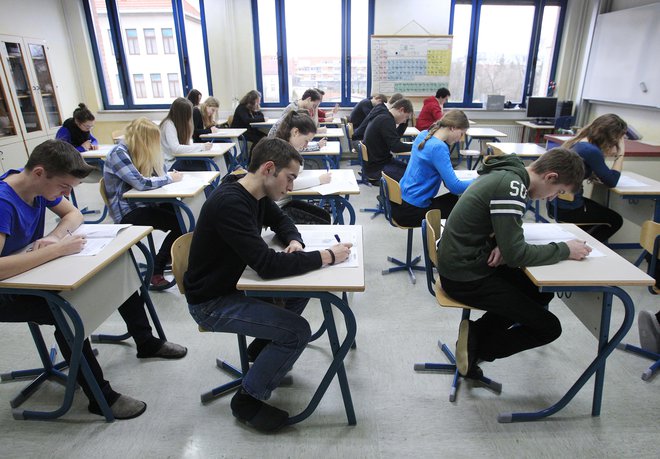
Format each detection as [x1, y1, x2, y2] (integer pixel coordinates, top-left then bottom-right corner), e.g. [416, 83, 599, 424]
[0, 75, 18, 139]
[3, 40, 42, 134]
[28, 43, 62, 130]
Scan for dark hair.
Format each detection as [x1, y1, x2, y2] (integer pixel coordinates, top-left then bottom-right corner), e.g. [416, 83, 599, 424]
[239, 89, 261, 107]
[248, 137, 303, 173]
[435, 88, 451, 99]
[301, 89, 322, 102]
[372, 93, 388, 103]
[314, 88, 325, 96]
[72, 103, 95, 123]
[530, 147, 585, 192]
[388, 93, 404, 104]
[275, 110, 317, 141]
[162, 97, 193, 145]
[25, 140, 95, 179]
[186, 89, 202, 106]
[564, 113, 627, 156]
[392, 98, 414, 113]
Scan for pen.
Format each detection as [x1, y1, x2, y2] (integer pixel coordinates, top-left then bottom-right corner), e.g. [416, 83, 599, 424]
[66, 229, 73, 237]
[334, 234, 341, 243]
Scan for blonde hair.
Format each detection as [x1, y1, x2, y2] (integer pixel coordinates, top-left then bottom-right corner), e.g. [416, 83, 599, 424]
[418, 110, 470, 150]
[199, 96, 220, 128]
[124, 117, 164, 177]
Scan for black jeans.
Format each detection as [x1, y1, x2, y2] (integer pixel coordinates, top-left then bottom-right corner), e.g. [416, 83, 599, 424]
[392, 194, 459, 228]
[440, 266, 560, 362]
[548, 197, 623, 243]
[121, 204, 182, 275]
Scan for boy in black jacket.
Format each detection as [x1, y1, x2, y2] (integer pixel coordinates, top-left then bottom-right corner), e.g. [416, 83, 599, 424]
[185, 138, 352, 432]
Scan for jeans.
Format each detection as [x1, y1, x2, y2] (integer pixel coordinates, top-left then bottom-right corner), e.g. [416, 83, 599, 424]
[188, 293, 311, 400]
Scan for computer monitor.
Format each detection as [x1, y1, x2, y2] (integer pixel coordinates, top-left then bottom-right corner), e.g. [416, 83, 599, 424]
[526, 97, 557, 124]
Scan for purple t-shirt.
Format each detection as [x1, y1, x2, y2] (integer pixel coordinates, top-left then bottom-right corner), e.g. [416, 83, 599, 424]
[0, 169, 61, 256]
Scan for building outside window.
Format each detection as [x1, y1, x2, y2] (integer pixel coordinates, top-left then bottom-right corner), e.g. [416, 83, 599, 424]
[162, 28, 175, 54]
[168, 73, 180, 98]
[133, 74, 146, 98]
[126, 28, 139, 55]
[144, 28, 157, 54]
[151, 73, 163, 98]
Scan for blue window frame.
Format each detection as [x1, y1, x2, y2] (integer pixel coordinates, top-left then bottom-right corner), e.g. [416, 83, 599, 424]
[83, 0, 212, 110]
[251, 0, 375, 108]
[448, 0, 566, 108]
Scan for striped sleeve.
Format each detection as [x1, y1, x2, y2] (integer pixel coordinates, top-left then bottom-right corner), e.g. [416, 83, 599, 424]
[489, 195, 527, 218]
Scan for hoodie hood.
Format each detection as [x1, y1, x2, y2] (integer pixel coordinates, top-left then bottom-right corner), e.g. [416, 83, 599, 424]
[422, 96, 438, 107]
[478, 154, 527, 181]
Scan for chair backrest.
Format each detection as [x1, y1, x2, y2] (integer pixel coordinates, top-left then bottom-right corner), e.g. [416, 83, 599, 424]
[380, 172, 405, 229]
[382, 172, 402, 205]
[171, 232, 193, 294]
[554, 115, 575, 131]
[640, 220, 660, 258]
[359, 141, 369, 162]
[422, 209, 442, 296]
[99, 177, 110, 207]
[226, 114, 234, 127]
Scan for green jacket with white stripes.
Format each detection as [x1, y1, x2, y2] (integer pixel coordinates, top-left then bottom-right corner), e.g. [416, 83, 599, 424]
[437, 154, 569, 282]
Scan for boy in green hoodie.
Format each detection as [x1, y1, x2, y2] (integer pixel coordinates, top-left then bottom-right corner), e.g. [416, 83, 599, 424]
[437, 148, 592, 378]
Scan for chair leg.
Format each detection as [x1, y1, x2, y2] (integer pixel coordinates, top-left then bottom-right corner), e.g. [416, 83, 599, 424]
[201, 334, 249, 403]
[617, 342, 660, 381]
[382, 228, 425, 284]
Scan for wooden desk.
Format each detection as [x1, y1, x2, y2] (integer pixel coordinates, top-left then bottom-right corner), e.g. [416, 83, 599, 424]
[289, 169, 360, 224]
[403, 126, 420, 139]
[301, 141, 341, 169]
[237, 225, 364, 426]
[486, 142, 546, 159]
[0, 225, 157, 421]
[317, 127, 344, 139]
[497, 223, 654, 423]
[462, 128, 508, 169]
[172, 142, 233, 173]
[544, 135, 660, 158]
[200, 129, 248, 170]
[516, 120, 555, 143]
[123, 171, 220, 232]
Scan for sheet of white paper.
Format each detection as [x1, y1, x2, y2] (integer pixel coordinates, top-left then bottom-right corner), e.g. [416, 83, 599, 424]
[523, 224, 605, 257]
[66, 237, 113, 257]
[299, 228, 359, 268]
[296, 170, 357, 195]
[73, 224, 131, 238]
[160, 174, 208, 193]
[616, 175, 648, 188]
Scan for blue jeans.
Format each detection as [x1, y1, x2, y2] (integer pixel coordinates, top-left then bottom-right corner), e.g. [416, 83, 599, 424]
[188, 293, 311, 400]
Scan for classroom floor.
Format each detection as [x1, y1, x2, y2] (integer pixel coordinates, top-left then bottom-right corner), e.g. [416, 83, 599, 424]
[1, 163, 658, 458]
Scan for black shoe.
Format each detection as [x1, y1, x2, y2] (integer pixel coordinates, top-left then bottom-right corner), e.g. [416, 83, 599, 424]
[247, 338, 270, 362]
[231, 389, 288, 432]
[456, 320, 479, 377]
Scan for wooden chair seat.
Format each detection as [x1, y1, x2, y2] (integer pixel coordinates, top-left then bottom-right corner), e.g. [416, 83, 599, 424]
[434, 282, 477, 310]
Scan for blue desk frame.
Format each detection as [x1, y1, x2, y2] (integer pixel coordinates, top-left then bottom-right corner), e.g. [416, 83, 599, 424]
[291, 195, 356, 225]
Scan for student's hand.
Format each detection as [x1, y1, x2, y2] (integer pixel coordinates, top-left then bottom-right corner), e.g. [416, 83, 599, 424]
[566, 239, 592, 260]
[487, 246, 504, 267]
[331, 104, 339, 116]
[317, 126, 327, 134]
[325, 243, 353, 265]
[169, 171, 183, 182]
[32, 235, 62, 251]
[203, 142, 213, 151]
[80, 140, 92, 151]
[90, 144, 98, 150]
[284, 240, 304, 253]
[318, 137, 327, 148]
[53, 234, 86, 257]
[319, 172, 332, 184]
[211, 126, 220, 133]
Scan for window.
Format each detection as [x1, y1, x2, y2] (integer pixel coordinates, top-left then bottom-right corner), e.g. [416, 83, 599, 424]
[449, 0, 566, 107]
[252, 0, 373, 107]
[84, 0, 212, 109]
[162, 28, 175, 54]
[133, 74, 146, 99]
[144, 28, 157, 54]
[126, 29, 139, 55]
[151, 73, 163, 98]
[168, 73, 180, 97]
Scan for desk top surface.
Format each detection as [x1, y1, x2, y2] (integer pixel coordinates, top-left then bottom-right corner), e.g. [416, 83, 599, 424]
[301, 141, 341, 156]
[289, 169, 359, 196]
[516, 120, 556, 129]
[123, 171, 219, 199]
[318, 128, 344, 139]
[0, 225, 152, 291]
[544, 135, 660, 157]
[467, 127, 507, 138]
[200, 128, 247, 138]
[611, 171, 660, 195]
[174, 142, 234, 158]
[523, 223, 654, 287]
[404, 126, 420, 137]
[237, 225, 365, 292]
[487, 142, 546, 157]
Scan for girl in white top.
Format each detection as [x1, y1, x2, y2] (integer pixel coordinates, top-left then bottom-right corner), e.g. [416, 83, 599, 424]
[160, 97, 212, 171]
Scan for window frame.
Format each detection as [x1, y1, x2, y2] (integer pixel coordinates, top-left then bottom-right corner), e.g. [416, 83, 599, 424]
[251, 0, 375, 108]
[83, 0, 213, 110]
[144, 28, 157, 55]
[448, 0, 567, 108]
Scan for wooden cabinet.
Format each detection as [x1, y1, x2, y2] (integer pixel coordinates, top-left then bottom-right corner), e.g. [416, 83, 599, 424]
[0, 34, 62, 167]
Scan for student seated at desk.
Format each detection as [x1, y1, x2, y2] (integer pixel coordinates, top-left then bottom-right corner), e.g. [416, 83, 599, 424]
[314, 88, 339, 122]
[230, 90, 267, 148]
[185, 138, 352, 432]
[186, 88, 202, 107]
[437, 149, 591, 379]
[349, 93, 387, 131]
[415, 87, 450, 131]
[352, 93, 404, 141]
[55, 103, 98, 152]
[395, 111, 474, 227]
[192, 96, 221, 143]
[274, 111, 331, 224]
[268, 89, 325, 138]
[362, 98, 414, 183]
[0, 140, 187, 419]
[548, 114, 627, 242]
[104, 117, 184, 289]
[160, 97, 212, 171]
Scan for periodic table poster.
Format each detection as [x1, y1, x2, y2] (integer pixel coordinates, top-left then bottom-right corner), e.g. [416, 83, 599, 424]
[370, 35, 453, 96]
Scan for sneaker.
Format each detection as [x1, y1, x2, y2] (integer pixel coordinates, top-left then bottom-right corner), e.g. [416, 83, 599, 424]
[137, 341, 188, 359]
[638, 310, 660, 354]
[89, 394, 147, 420]
[150, 274, 170, 288]
[456, 320, 479, 378]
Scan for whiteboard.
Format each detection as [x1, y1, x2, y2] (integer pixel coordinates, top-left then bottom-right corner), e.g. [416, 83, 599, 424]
[583, 3, 660, 108]
[370, 35, 453, 96]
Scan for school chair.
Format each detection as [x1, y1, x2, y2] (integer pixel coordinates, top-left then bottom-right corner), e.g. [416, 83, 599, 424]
[356, 142, 384, 218]
[380, 172, 425, 284]
[413, 209, 502, 400]
[618, 220, 660, 381]
[459, 149, 482, 170]
[341, 120, 354, 166]
[171, 233, 249, 402]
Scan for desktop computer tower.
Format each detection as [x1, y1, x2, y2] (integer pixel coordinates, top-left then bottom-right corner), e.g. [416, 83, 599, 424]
[556, 100, 573, 117]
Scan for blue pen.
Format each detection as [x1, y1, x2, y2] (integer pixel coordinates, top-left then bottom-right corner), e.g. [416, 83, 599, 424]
[334, 234, 341, 243]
